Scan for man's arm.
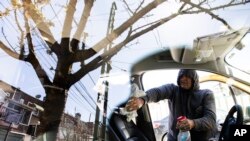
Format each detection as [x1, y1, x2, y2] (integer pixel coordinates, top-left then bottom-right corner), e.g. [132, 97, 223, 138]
[126, 84, 176, 111]
[141, 83, 176, 104]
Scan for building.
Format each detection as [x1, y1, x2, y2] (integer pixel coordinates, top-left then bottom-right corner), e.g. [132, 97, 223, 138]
[58, 113, 94, 141]
[0, 80, 94, 140]
[0, 80, 43, 140]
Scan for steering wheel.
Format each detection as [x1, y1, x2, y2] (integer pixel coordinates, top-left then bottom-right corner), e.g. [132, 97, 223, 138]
[219, 105, 243, 141]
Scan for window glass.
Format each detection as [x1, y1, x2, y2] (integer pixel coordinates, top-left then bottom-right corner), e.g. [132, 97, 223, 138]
[6, 102, 32, 125]
[142, 70, 178, 140]
[233, 87, 250, 125]
[142, 70, 212, 140]
[200, 81, 234, 124]
[142, 70, 250, 140]
[200, 82, 250, 126]
[225, 33, 250, 83]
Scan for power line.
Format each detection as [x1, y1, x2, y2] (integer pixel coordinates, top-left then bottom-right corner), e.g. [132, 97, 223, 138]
[69, 88, 96, 114]
[73, 83, 96, 111]
[48, 3, 63, 27]
[78, 81, 96, 103]
[87, 73, 96, 85]
[110, 60, 133, 64]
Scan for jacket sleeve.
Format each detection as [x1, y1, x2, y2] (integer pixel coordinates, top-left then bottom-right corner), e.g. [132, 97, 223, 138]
[193, 90, 216, 131]
[140, 84, 176, 104]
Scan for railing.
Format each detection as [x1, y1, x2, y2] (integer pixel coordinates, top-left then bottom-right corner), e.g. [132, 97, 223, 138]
[0, 105, 22, 125]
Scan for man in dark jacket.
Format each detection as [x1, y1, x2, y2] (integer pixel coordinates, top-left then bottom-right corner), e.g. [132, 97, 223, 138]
[126, 69, 217, 141]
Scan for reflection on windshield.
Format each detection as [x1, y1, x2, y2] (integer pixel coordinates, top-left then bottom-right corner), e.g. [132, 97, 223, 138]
[225, 33, 250, 83]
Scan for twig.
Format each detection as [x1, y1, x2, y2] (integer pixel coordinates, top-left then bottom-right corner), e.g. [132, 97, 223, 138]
[182, 0, 233, 30]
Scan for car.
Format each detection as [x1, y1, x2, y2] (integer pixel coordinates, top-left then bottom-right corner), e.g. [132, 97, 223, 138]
[108, 27, 250, 141]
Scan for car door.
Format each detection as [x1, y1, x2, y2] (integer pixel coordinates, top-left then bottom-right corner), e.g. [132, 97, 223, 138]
[141, 70, 250, 141]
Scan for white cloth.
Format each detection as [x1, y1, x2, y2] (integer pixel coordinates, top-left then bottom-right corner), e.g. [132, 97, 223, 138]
[119, 83, 146, 122]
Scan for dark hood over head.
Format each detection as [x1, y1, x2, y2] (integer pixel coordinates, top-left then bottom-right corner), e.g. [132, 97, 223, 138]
[177, 69, 200, 91]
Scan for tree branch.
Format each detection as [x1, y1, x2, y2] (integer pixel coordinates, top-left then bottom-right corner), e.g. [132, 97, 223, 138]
[207, 0, 250, 10]
[182, 0, 233, 30]
[135, 0, 145, 14]
[25, 19, 52, 85]
[103, 2, 189, 58]
[14, 10, 26, 60]
[1, 28, 16, 52]
[68, 55, 102, 86]
[22, 0, 56, 45]
[62, 0, 77, 38]
[72, 0, 166, 62]
[71, 48, 97, 62]
[68, 12, 179, 85]
[72, 0, 94, 50]
[131, 18, 163, 34]
[0, 41, 20, 59]
[101, 12, 180, 58]
[123, 0, 145, 15]
[89, 0, 166, 54]
[73, 0, 94, 39]
[183, 0, 250, 15]
[122, 0, 134, 15]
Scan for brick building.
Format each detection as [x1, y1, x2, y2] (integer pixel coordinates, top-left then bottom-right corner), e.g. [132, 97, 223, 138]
[0, 80, 94, 140]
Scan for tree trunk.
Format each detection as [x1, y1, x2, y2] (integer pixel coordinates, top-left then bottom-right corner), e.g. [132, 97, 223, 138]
[37, 87, 68, 141]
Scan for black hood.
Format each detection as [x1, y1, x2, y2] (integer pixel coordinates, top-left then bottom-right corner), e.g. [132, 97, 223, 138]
[177, 69, 200, 91]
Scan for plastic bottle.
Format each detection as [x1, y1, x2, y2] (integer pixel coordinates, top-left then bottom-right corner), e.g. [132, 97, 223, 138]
[177, 116, 191, 141]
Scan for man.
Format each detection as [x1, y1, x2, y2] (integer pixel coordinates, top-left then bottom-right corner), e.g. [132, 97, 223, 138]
[126, 69, 216, 141]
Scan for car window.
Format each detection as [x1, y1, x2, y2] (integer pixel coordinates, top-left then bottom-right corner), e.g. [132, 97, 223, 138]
[142, 70, 250, 141]
[232, 87, 250, 125]
[142, 70, 213, 140]
[142, 70, 178, 140]
[225, 33, 250, 84]
[200, 81, 235, 125]
[200, 81, 250, 131]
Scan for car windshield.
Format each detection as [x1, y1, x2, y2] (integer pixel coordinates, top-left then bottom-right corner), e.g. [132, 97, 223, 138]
[225, 33, 250, 83]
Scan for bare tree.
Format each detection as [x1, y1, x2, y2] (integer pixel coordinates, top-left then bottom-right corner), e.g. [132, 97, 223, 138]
[0, 0, 249, 140]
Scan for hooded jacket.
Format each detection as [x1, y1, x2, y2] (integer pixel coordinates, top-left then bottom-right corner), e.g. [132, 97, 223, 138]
[141, 69, 216, 141]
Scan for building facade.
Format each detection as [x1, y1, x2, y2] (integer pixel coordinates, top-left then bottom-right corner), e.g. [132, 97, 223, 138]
[0, 80, 94, 140]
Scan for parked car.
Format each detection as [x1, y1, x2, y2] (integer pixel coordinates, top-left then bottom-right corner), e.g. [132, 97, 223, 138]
[108, 27, 250, 141]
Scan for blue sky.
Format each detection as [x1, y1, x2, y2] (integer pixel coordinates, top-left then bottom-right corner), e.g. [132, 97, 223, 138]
[0, 0, 250, 121]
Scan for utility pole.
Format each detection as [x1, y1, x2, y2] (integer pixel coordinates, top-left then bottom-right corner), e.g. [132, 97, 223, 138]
[101, 2, 117, 140]
[93, 2, 117, 141]
[93, 94, 101, 140]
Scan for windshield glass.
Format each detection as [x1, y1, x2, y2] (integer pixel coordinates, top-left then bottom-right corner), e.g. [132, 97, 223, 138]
[225, 33, 250, 83]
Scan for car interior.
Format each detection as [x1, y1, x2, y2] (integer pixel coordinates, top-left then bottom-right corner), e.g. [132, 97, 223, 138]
[108, 27, 250, 141]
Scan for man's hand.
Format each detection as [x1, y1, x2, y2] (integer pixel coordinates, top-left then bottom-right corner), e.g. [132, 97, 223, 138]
[125, 97, 145, 111]
[176, 118, 195, 131]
